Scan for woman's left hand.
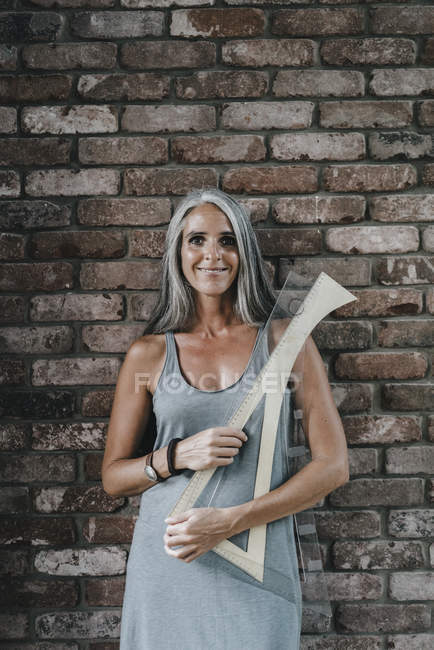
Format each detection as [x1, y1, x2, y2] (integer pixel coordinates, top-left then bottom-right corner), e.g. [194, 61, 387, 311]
[163, 507, 233, 563]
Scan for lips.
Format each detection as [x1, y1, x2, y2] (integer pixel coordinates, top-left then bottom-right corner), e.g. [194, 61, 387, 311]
[197, 267, 228, 273]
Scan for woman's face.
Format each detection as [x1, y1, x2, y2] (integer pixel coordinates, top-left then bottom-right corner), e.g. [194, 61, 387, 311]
[180, 202, 240, 297]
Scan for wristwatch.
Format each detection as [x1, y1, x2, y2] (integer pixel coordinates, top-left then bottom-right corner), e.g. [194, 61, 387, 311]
[144, 451, 166, 482]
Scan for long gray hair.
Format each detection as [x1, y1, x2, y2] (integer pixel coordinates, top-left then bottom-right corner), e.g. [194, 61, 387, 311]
[143, 188, 276, 334]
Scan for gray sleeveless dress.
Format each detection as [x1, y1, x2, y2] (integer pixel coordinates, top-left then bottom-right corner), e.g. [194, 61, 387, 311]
[119, 324, 302, 649]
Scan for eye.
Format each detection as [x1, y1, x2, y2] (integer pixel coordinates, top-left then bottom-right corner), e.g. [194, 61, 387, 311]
[188, 235, 204, 245]
[221, 236, 237, 246]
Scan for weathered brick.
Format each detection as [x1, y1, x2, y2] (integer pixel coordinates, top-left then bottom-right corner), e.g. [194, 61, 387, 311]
[25, 169, 120, 196]
[34, 547, 126, 576]
[272, 8, 364, 36]
[386, 634, 434, 650]
[86, 576, 125, 606]
[336, 603, 430, 634]
[70, 11, 163, 38]
[330, 478, 424, 507]
[418, 100, 434, 127]
[326, 226, 419, 255]
[333, 541, 424, 571]
[279, 257, 371, 287]
[382, 383, 434, 411]
[23, 42, 117, 69]
[0, 12, 64, 43]
[315, 511, 381, 540]
[343, 415, 421, 445]
[313, 321, 372, 350]
[389, 572, 434, 601]
[376, 257, 434, 285]
[0, 75, 71, 102]
[0, 262, 73, 291]
[369, 131, 432, 160]
[370, 194, 434, 222]
[35, 610, 121, 639]
[323, 164, 416, 192]
[222, 101, 313, 131]
[300, 636, 381, 650]
[334, 288, 423, 318]
[0, 612, 28, 639]
[83, 516, 136, 544]
[0, 199, 70, 230]
[335, 352, 427, 380]
[32, 358, 121, 386]
[222, 39, 313, 67]
[255, 228, 321, 256]
[370, 69, 434, 97]
[81, 391, 114, 417]
[170, 8, 265, 38]
[0, 44, 17, 70]
[22, 105, 117, 135]
[0, 296, 24, 322]
[0, 169, 20, 197]
[274, 70, 364, 98]
[80, 260, 161, 290]
[385, 446, 434, 475]
[422, 227, 434, 253]
[0, 106, 16, 133]
[84, 453, 103, 480]
[32, 0, 114, 5]
[421, 37, 434, 64]
[0, 325, 73, 353]
[172, 135, 266, 164]
[370, 7, 434, 35]
[79, 136, 167, 165]
[30, 231, 125, 259]
[320, 101, 412, 128]
[0, 487, 29, 513]
[0, 424, 30, 451]
[0, 453, 75, 483]
[427, 288, 434, 314]
[0, 137, 70, 165]
[271, 133, 365, 162]
[32, 422, 107, 451]
[176, 71, 268, 99]
[122, 104, 215, 133]
[422, 163, 434, 186]
[124, 167, 217, 195]
[324, 573, 383, 602]
[0, 549, 29, 576]
[0, 359, 25, 385]
[348, 448, 379, 476]
[320, 38, 416, 65]
[223, 166, 317, 194]
[78, 72, 169, 101]
[0, 517, 75, 546]
[0, 232, 25, 259]
[378, 320, 434, 347]
[82, 324, 144, 353]
[129, 230, 166, 257]
[273, 195, 365, 225]
[0, 390, 75, 419]
[0, 578, 78, 607]
[429, 415, 434, 441]
[121, 40, 215, 69]
[33, 486, 123, 513]
[78, 197, 171, 226]
[30, 293, 123, 322]
[330, 383, 372, 413]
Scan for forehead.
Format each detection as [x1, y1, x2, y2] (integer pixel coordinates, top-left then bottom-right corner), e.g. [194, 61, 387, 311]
[182, 202, 233, 230]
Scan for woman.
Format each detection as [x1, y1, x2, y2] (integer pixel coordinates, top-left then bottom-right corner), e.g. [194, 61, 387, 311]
[102, 188, 349, 649]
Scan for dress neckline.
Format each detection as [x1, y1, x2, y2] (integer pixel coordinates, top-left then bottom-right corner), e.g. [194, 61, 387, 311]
[170, 323, 264, 394]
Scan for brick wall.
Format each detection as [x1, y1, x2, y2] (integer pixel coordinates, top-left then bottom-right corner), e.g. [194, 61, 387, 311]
[0, 0, 433, 647]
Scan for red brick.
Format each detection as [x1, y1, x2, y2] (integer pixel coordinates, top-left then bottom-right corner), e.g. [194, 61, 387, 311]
[0, 424, 30, 451]
[32, 357, 121, 386]
[0, 325, 73, 353]
[33, 486, 124, 513]
[79, 136, 167, 165]
[0, 75, 71, 102]
[84, 453, 103, 481]
[0, 169, 20, 197]
[320, 101, 412, 129]
[78, 197, 171, 227]
[0, 517, 76, 546]
[25, 169, 120, 197]
[176, 70, 268, 100]
[23, 41, 117, 69]
[343, 415, 421, 445]
[272, 8, 363, 36]
[81, 391, 114, 417]
[330, 478, 424, 507]
[82, 516, 136, 543]
[378, 320, 434, 347]
[388, 510, 433, 539]
[122, 105, 216, 133]
[124, 167, 218, 195]
[335, 352, 427, 380]
[0, 359, 25, 385]
[323, 164, 416, 192]
[222, 39, 313, 67]
[315, 511, 381, 540]
[170, 8, 265, 38]
[0, 578, 78, 607]
[22, 105, 117, 135]
[34, 547, 126, 577]
[418, 100, 434, 127]
[382, 383, 434, 411]
[334, 288, 422, 317]
[0, 453, 75, 483]
[279, 257, 371, 287]
[85, 576, 125, 606]
[376, 257, 434, 285]
[30, 231, 125, 259]
[82, 324, 144, 353]
[321, 38, 416, 65]
[0, 232, 25, 259]
[255, 228, 321, 256]
[121, 40, 215, 69]
[30, 293, 124, 322]
[0, 199, 70, 230]
[172, 135, 266, 164]
[271, 132, 365, 162]
[0, 137, 70, 165]
[223, 165, 317, 194]
[222, 101, 313, 131]
[129, 230, 166, 257]
[70, 11, 163, 39]
[80, 261, 161, 290]
[370, 7, 434, 35]
[32, 422, 107, 451]
[0, 295, 25, 322]
[78, 72, 169, 101]
[0, 487, 29, 513]
[274, 70, 363, 98]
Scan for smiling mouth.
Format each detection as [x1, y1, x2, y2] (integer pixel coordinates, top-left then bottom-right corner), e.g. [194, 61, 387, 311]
[197, 268, 228, 273]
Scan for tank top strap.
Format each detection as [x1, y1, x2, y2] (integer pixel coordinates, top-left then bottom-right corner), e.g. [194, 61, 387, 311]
[160, 330, 179, 378]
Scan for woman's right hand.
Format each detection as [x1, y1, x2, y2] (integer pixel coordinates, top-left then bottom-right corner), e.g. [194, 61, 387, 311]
[175, 427, 248, 472]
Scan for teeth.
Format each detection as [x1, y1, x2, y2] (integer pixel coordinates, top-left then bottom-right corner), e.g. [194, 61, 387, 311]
[198, 268, 226, 273]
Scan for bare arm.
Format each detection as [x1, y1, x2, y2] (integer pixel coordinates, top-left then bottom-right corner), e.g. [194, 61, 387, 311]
[102, 337, 183, 497]
[224, 335, 350, 536]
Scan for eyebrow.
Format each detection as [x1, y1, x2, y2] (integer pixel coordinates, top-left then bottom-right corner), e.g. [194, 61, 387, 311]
[184, 230, 235, 238]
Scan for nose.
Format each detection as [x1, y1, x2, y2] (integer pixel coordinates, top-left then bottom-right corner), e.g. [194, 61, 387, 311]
[204, 239, 222, 260]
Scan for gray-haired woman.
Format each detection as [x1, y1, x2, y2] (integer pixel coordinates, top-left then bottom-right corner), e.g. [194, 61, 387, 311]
[102, 188, 349, 649]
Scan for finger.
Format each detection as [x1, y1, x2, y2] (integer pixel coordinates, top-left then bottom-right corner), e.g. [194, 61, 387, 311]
[164, 542, 196, 559]
[165, 511, 190, 524]
[164, 533, 193, 547]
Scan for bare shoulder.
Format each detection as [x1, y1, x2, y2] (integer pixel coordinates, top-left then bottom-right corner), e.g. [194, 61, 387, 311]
[123, 333, 167, 394]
